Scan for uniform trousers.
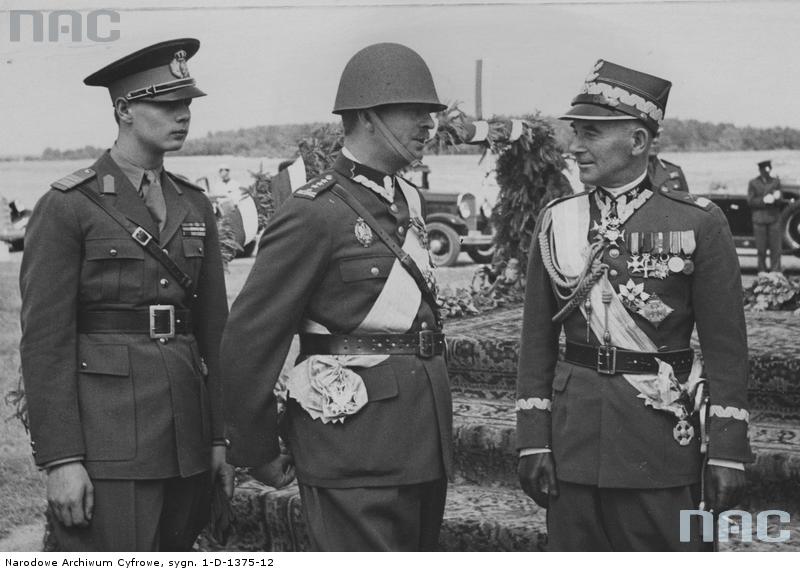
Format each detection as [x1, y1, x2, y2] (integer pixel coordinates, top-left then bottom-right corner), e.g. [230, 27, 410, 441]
[546, 481, 712, 551]
[49, 471, 212, 551]
[298, 478, 447, 551]
[753, 221, 782, 272]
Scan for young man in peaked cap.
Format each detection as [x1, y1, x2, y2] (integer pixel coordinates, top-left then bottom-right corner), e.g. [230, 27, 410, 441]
[747, 159, 784, 272]
[222, 43, 452, 551]
[516, 60, 752, 550]
[20, 38, 232, 551]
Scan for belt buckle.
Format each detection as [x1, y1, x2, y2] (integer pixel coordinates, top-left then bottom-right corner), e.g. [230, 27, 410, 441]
[132, 226, 152, 246]
[418, 331, 437, 358]
[149, 305, 175, 339]
[596, 345, 617, 375]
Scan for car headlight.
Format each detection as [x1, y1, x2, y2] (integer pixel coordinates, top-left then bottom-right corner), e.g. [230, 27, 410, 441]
[458, 200, 472, 219]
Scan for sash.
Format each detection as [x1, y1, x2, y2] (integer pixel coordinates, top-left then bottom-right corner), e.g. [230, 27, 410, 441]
[285, 179, 435, 422]
[548, 194, 703, 417]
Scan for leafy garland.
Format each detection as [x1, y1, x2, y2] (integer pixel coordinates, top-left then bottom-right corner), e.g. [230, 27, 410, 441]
[743, 272, 800, 312]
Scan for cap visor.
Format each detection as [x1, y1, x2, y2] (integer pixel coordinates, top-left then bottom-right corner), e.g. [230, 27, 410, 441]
[559, 103, 633, 122]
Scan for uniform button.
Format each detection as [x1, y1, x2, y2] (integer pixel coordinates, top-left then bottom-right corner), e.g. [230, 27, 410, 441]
[159, 337, 167, 344]
[609, 269, 619, 277]
[398, 226, 406, 235]
[160, 278, 169, 288]
[162, 248, 169, 255]
[80, 361, 88, 369]
[109, 249, 118, 257]
[608, 248, 620, 259]
[389, 204, 399, 213]
[370, 267, 380, 276]
[421, 321, 429, 329]
[192, 293, 199, 299]
[198, 247, 203, 254]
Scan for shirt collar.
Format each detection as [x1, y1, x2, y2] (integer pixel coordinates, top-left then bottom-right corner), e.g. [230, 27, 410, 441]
[109, 144, 163, 191]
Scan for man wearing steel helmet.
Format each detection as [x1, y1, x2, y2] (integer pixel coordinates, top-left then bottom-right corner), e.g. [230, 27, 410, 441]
[515, 60, 752, 550]
[19, 39, 232, 551]
[222, 43, 452, 551]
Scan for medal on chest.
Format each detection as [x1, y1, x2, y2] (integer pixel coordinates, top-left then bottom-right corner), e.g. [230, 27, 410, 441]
[673, 419, 695, 446]
[354, 217, 374, 247]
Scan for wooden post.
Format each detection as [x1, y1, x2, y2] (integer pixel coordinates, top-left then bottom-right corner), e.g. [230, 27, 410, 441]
[475, 59, 483, 120]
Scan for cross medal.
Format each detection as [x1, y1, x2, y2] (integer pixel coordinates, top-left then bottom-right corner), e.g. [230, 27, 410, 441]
[592, 215, 625, 246]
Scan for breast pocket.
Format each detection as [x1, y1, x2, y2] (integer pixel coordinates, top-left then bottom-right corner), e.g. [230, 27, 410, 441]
[77, 343, 136, 461]
[339, 255, 395, 282]
[84, 238, 145, 302]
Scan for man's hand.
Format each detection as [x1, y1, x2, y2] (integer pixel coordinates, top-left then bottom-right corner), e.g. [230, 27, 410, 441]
[518, 452, 558, 508]
[47, 462, 94, 528]
[704, 465, 747, 513]
[251, 454, 295, 489]
[211, 445, 235, 499]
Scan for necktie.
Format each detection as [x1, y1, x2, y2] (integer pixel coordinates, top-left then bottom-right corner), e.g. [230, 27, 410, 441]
[140, 170, 167, 232]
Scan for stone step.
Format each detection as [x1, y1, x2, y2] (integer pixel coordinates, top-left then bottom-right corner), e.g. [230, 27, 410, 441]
[210, 480, 546, 552]
[451, 395, 800, 509]
[444, 306, 800, 418]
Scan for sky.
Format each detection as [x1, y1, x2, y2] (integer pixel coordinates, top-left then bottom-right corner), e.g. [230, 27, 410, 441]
[2, 0, 800, 156]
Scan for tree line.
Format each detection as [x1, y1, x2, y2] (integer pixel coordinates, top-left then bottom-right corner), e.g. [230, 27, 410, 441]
[23, 117, 800, 161]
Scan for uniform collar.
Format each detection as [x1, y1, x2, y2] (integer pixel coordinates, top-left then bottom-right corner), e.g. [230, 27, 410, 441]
[600, 170, 648, 197]
[337, 148, 396, 203]
[109, 144, 163, 191]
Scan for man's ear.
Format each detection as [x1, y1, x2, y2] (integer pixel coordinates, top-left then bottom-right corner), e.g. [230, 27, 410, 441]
[631, 125, 652, 157]
[357, 109, 375, 134]
[115, 98, 134, 125]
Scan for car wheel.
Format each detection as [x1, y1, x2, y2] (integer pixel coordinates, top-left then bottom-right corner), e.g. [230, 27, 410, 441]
[781, 202, 800, 251]
[466, 244, 495, 264]
[427, 222, 461, 267]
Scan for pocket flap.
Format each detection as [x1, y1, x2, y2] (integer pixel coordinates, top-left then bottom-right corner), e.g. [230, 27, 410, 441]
[339, 256, 395, 283]
[79, 344, 130, 376]
[552, 362, 573, 392]
[362, 364, 399, 402]
[182, 237, 206, 259]
[85, 238, 145, 261]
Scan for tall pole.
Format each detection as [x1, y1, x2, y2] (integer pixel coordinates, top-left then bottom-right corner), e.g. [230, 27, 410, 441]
[475, 59, 483, 120]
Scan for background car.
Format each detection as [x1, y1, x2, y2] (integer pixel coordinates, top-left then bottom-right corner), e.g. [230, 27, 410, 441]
[697, 183, 800, 254]
[409, 165, 495, 267]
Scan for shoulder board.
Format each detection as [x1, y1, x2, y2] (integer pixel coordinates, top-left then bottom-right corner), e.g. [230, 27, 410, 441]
[51, 168, 96, 192]
[545, 190, 590, 209]
[166, 171, 207, 192]
[659, 188, 713, 210]
[293, 173, 335, 200]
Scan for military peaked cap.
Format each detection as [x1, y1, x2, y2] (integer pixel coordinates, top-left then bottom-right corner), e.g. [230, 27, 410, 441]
[561, 59, 671, 134]
[758, 160, 772, 169]
[84, 38, 206, 104]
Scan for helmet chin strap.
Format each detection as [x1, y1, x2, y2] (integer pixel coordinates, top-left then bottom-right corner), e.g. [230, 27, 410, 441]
[366, 109, 422, 169]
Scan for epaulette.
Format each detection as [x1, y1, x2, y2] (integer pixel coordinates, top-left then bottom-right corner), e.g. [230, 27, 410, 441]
[166, 171, 207, 192]
[51, 167, 96, 192]
[294, 173, 335, 200]
[545, 190, 590, 210]
[659, 187, 714, 210]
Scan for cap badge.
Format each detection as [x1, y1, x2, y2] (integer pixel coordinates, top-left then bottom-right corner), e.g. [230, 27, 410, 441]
[169, 49, 190, 79]
[354, 217, 374, 247]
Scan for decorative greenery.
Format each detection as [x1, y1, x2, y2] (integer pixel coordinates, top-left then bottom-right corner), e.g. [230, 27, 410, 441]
[743, 272, 800, 312]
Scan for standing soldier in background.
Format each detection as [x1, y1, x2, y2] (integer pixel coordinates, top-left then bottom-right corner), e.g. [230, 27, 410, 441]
[222, 43, 452, 551]
[19, 39, 232, 551]
[747, 159, 784, 272]
[516, 60, 752, 550]
[647, 127, 690, 194]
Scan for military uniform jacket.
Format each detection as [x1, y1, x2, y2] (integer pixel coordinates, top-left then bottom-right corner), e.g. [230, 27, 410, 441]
[222, 154, 453, 489]
[516, 179, 753, 489]
[648, 156, 689, 194]
[19, 151, 228, 480]
[747, 175, 782, 224]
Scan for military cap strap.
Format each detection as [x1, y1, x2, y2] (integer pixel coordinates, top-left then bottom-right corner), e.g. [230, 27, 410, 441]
[126, 77, 196, 101]
[329, 182, 442, 330]
[74, 184, 195, 293]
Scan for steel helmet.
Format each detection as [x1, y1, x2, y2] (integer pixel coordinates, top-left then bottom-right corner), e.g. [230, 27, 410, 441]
[333, 43, 446, 114]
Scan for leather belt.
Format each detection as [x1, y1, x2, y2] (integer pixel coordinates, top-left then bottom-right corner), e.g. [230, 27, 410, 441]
[78, 306, 192, 339]
[299, 331, 445, 358]
[564, 340, 694, 375]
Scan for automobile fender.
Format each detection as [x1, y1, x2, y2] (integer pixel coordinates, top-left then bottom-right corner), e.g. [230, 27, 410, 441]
[425, 212, 468, 235]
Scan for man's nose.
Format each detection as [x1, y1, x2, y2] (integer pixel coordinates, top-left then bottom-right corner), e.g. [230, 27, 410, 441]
[568, 136, 584, 154]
